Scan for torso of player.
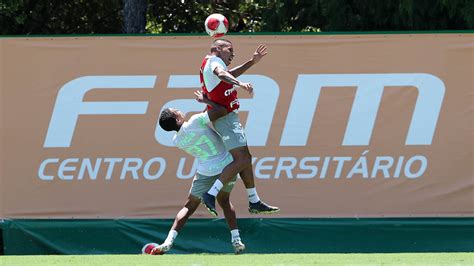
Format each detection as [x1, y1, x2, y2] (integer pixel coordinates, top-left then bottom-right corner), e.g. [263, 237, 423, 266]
[200, 55, 240, 112]
[173, 112, 232, 176]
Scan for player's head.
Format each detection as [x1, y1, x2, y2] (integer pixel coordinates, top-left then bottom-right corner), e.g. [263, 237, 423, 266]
[210, 39, 234, 66]
[159, 108, 185, 132]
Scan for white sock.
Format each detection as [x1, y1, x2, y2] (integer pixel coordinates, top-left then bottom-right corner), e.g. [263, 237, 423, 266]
[231, 229, 241, 242]
[246, 188, 260, 203]
[164, 229, 178, 245]
[207, 180, 224, 196]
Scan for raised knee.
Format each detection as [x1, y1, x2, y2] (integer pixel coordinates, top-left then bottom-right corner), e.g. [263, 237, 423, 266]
[236, 153, 251, 166]
[230, 148, 252, 167]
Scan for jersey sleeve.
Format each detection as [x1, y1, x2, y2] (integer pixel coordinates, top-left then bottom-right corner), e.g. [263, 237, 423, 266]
[209, 56, 227, 73]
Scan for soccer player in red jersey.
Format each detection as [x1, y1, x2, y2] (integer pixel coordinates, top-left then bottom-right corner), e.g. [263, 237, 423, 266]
[199, 39, 279, 215]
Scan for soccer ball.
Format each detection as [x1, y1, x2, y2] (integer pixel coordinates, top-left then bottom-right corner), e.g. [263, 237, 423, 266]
[204, 13, 229, 38]
[142, 243, 160, 255]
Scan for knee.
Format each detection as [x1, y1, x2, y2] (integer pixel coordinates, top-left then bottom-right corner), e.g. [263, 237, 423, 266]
[235, 151, 252, 166]
[185, 196, 201, 211]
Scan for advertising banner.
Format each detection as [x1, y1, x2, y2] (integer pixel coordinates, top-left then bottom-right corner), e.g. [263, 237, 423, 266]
[0, 34, 472, 218]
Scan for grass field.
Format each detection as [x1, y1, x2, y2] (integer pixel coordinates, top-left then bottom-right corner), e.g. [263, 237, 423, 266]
[1, 253, 473, 265]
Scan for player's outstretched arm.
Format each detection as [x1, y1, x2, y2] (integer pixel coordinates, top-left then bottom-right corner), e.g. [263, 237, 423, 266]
[214, 66, 253, 95]
[229, 44, 268, 77]
[194, 90, 227, 121]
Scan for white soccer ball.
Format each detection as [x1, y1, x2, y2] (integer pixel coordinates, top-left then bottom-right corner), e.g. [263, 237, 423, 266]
[204, 13, 229, 38]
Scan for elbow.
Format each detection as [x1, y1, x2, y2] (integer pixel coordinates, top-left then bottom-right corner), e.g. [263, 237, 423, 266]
[217, 72, 231, 82]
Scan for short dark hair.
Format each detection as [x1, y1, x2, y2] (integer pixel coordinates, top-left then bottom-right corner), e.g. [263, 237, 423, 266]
[159, 108, 178, 131]
[213, 38, 232, 46]
[211, 39, 232, 52]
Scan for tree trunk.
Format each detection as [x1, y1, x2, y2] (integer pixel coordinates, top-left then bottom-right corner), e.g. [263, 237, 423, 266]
[123, 0, 147, 34]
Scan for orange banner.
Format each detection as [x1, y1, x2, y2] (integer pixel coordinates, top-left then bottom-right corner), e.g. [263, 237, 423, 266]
[0, 34, 472, 218]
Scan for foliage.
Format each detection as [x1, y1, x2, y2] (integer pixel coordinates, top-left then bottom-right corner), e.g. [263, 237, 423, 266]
[0, 0, 472, 35]
[0, 0, 122, 35]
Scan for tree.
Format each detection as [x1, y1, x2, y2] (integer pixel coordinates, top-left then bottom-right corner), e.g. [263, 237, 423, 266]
[123, 0, 147, 34]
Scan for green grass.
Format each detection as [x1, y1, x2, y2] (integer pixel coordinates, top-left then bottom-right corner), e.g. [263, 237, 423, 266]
[1, 253, 473, 266]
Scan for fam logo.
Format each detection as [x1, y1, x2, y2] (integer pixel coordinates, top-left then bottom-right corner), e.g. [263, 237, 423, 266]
[44, 74, 445, 148]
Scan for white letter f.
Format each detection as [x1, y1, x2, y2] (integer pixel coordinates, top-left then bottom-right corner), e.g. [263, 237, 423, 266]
[44, 75, 156, 148]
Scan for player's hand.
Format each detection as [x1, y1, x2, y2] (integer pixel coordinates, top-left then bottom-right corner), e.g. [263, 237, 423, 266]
[239, 82, 253, 95]
[251, 44, 268, 64]
[194, 90, 207, 103]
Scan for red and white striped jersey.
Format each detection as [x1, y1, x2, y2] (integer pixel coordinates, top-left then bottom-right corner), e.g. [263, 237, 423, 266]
[199, 55, 239, 112]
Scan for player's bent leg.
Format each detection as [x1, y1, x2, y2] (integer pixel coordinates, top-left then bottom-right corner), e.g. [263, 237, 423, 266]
[238, 162, 255, 189]
[228, 146, 252, 167]
[218, 191, 245, 254]
[172, 195, 201, 231]
[143, 195, 201, 255]
[217, 192, 237, 229]
[191, 173, 219, 216]
[203, 148, 249, 216]
[229, 147, 280, 214]
[218, 146, 251, 185]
